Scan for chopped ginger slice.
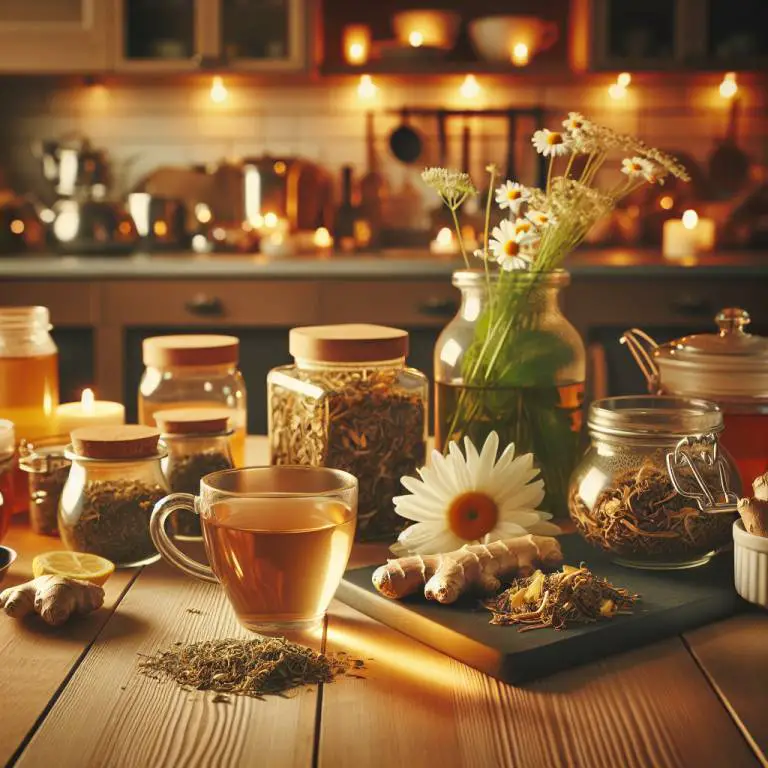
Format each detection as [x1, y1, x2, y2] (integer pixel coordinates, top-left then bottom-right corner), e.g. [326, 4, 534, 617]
[508, 587, 528, 609]
[524, 570, 545, 601]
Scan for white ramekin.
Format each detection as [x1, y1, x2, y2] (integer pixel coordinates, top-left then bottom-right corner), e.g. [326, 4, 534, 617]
[733, 519, 768, 609]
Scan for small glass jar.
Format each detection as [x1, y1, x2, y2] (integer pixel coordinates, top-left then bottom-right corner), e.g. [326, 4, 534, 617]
[59, 425, 168, 567]
[155, 407, 234, 540]
[569, 396, 741, 570]
[268, 324, 428, 542]
[0, 420, 16, 542]
[18, 434, 71, 536]
[138, 335, 247, 467]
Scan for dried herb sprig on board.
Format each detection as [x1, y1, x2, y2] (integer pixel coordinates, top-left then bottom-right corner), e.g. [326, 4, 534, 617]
[484, 564, 639, 631]
[138, 637, 362, 699]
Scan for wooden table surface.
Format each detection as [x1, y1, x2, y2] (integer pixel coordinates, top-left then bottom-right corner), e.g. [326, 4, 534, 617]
[2, 439, 767, 768]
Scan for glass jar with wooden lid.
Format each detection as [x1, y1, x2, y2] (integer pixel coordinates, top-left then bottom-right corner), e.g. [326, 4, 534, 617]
[138, 335, 247, 467]
[155, 407, 235, 540]
[59, 425, 169, 567]
[267, 324, 428, 542]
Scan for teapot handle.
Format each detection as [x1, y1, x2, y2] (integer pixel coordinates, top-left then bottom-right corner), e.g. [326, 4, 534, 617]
[620, 329, 661, 392]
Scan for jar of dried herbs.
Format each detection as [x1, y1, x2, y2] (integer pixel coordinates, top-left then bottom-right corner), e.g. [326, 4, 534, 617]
[59, 425, 169, 567]
[268, 324, 427, 542]
[569, 396, 741, 569]
[155, 407, 234, 540]
[18, 435, 71, 536]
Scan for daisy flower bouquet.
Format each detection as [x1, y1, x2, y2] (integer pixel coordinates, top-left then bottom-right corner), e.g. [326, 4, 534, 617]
[425, 113, 688, 518]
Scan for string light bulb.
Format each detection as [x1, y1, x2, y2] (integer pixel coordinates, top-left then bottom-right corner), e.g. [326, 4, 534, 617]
[617, 72, 632, 88]
[719, 72, 738, 99]
[459, 74, 481, 99]
[682, 209, 699, 230]
[357, 74, 378, 100]
[210, 76, 228, 103]
[408, 31, 424, 47]
[511, 43, 529, 67]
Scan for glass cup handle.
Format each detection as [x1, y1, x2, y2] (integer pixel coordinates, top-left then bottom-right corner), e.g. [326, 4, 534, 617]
[149, 493, 217, 583]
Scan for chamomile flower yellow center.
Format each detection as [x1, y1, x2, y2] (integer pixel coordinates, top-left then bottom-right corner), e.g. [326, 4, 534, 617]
[503, 239, 520, 256]
[507, 188, 521, 200]
[447, 491, 499, 541]
[515, 220, 532, 234]
[547, 132, 565, 146]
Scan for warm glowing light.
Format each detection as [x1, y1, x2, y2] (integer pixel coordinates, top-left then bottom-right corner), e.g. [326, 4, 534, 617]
[313, 227, 333, 249]
[719, 72, 738, 99]
[357, 74, 378, 100]
[263, 211, 278, 229]
[459, 74, 481, 99]
[153, 220, 168, 237]
[408, 30, 424, 47]
[118, 221, 133, 235]
[212, 227, 226, 241]
[608, 83, 627, 100]
[660, 195, 674, 210]
[436, 227, 453, 246]
[273, 160, 287, 175]
[511, 42, 529, 66]
[210, 76, 228, 103]
[682, 209, 699, 230]
[81, 388, 95, 413]
[195, 203, 212, 223]
[39, 208, 55, 224]
[617, 72, 632, 88]
[9, 219, 24, 235]
[343, 24, 370, 65]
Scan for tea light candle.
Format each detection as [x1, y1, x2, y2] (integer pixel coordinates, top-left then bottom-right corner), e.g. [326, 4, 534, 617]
[343, 25, 371, 66]
[55, 388, 125, 435]
[663, 210, 715, 259]
[430, 227, 459, 255]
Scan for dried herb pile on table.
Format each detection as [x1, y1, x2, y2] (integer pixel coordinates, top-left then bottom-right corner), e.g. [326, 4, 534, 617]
[484, 564, 639, 631]
[270, 366, 426, 541]
[138, 637, 364, 699]
[570, 459, 735, 561]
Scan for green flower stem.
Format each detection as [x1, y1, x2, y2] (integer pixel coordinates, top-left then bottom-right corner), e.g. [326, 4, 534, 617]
[450, 206, 470, 269]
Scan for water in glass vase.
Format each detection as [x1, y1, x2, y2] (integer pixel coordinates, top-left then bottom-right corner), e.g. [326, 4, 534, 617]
[435, 381, 585, 518]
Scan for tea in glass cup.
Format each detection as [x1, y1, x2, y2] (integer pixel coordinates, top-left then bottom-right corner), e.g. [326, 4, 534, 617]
[150, 466, 357, 632]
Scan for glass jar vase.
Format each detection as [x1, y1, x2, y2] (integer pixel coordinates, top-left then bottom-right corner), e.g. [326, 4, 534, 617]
[138, 335, 247, 467]
[59, 425, 168, 567]
[18, 434, 71, 536]
[268, 324, 428, 542]
[569, 396, 741, 569]
[434, 270, 586, 519]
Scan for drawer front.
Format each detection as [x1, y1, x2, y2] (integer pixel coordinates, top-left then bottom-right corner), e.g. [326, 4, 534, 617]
[320, 281, 459, 327]
[0, 281, 96, 324]
[101, 281, 321, 326]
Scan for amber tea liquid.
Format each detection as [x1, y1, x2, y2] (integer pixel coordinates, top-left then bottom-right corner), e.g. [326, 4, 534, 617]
[0, 353, 59, 441]
[202, 496, 355, 629]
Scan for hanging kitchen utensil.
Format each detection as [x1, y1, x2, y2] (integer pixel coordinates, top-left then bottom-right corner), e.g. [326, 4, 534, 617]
[436, 110, 448, 167]
[504, 111, 517, 180]
[389, 109, 424, 165]
[708, 97, 750, 199]
[461, 122, 471, 174]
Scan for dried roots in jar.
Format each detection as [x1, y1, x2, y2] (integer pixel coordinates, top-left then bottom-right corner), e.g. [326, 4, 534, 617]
[60, 480, 166, 566]
[570, 460, 735, 562]
[270, 368, 426, 542]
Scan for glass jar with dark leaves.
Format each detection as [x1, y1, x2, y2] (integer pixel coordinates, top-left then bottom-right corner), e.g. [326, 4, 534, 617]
[155, 407, 234, 540]
[569, 396, 741, 569]
[19, 434, 71, 536]
[268, 324, 427, 543]
[59, 425, 168, 567]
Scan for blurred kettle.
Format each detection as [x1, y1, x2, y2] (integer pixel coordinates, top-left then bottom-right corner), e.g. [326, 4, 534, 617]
[127, 192, 189, 250]
[52, 199, 137, 254]
[33, 134, 110, 199]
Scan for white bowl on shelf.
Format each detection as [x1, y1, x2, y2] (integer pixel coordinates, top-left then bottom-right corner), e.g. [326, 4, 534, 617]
[468, 15, 559, 63]
[733, 519, 768, 609]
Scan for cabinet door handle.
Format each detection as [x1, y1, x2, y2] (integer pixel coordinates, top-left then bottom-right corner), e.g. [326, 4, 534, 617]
[670, 295, 713, 317]
[185, 294, 224, 317]
[417, 298, 459, 318]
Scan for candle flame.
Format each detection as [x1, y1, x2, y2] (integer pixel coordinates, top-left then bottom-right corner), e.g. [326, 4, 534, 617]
[682, 209, 699, 230]
[436, 227, 454, 245]
[81, 388, 95, 413]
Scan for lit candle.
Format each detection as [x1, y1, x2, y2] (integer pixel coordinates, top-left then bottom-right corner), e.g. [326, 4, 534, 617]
[511, 42, 529, 66]
[343, 25, 371, 66]
[663, 210, 716, 259]
[430, 227, 459, 255]
[55, 388, 125, 436]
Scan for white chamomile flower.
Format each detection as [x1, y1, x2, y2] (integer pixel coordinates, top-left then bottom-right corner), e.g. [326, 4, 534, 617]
[513, 217, 534, 236]
[489, 219, 534, 271]
[532, 129, 571, 157]
[621, 156, 654, 180]
[495, 180, 530, 214]
[392, 431, 559, 556]
[525, 209, 557, 228]
[562, 112, 589, 133]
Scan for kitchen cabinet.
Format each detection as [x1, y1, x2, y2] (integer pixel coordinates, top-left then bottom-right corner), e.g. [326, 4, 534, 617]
[114, 0, 311, 72]
[0, 0, 110, 73]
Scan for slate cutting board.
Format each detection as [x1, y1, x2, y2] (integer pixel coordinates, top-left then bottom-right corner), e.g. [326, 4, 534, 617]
[336, 534, 742, 684]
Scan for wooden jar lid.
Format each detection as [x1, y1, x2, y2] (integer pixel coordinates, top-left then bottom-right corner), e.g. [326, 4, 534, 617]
[71, 425, 160, 460]
[142, 335, 239, 367]
[289, 324, 409, 363]
[153, 408, 232, 435]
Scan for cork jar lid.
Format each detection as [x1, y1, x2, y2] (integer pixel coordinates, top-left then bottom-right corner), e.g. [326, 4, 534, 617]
[153, 408, 232, 435]
[143, 335, 239, 368]
[71, 425, 161, 460]
[289, 324, 409, 363]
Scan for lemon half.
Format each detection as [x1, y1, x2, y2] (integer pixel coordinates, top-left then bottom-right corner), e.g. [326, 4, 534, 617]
[32, 551, 115, 586]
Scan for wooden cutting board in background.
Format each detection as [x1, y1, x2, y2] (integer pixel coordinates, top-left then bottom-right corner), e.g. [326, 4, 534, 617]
[337, 534, 741, 684]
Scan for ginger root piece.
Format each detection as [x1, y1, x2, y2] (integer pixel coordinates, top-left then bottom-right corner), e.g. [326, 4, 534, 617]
[754, 472, 768, 502]
[0, 575, 104, 626]
[372, 535, 563, 604]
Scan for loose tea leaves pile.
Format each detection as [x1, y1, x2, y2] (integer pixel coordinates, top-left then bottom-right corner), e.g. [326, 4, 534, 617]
[485, 564, 639, 631]
[570, 459, 735, 561]
[138, 637, 363, 699]
[270, 367, 425, 541]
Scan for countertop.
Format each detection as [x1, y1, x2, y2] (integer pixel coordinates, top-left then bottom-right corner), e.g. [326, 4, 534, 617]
[2, 437, 766, 768]
[0, 248, 766, 280]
